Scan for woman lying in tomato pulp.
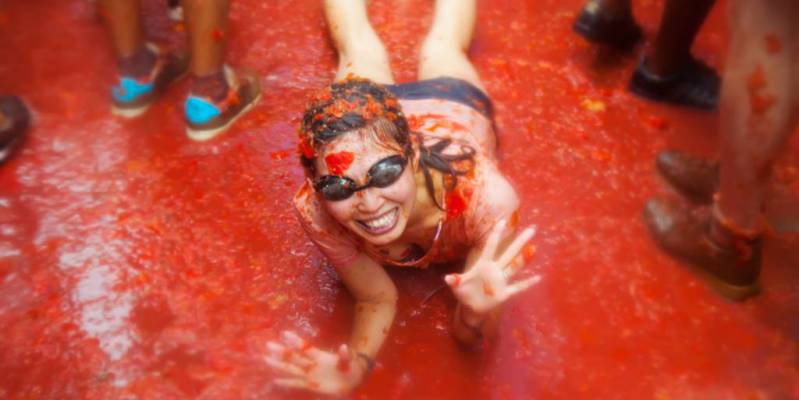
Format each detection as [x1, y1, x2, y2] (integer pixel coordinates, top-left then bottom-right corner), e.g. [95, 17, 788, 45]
[265, 0, 541, 395]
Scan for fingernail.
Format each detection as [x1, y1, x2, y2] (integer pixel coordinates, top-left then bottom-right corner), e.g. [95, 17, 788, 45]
[266, 342, 281, 352]
[445, 274, 461, 287]
[338, 344, 349, 359]
[522, 244, 536, 262]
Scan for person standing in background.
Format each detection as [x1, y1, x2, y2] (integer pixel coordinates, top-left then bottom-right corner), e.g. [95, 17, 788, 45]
[99, 0, 261, 141]
[644, 0, 798, 300]
[574, 0, 719, 110]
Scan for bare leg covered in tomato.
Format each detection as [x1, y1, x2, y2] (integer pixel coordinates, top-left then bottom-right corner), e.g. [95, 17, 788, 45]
[644, 0, 798, 300]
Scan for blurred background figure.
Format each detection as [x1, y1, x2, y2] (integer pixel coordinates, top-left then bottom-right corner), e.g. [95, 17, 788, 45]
[573, 0, 719, 110]
[644, 0, 798, 300]
[99, 0, 261, 141]
[0, 95, 30, 164]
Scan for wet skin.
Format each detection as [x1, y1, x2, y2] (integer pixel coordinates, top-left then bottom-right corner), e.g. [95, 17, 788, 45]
[314, 133, 419, 246]
[0, 0, 798, 399]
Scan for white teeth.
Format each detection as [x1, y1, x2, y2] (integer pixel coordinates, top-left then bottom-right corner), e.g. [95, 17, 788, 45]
[363, 209, 397, 230]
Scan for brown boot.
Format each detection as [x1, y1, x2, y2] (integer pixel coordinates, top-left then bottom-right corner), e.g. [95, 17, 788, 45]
[643, 196, 761, 300]
[655, 150, 718, 204]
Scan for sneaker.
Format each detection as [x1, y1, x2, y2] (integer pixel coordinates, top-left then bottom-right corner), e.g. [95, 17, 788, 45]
[573, 0, 643, 51]
[111, 44, 189, 118]
[183, 66, 262, 141]
[655, 150, 718, 204]
[0, 95, 31, 164]
[643, 197, 761, 300]
[629, 56, 720, 110]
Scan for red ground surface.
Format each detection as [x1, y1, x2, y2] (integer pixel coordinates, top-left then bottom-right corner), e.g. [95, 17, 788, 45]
[1, 0, 798, 399]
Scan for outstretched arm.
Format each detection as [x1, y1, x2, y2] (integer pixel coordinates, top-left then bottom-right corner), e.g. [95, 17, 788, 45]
[449, 220, 539, 344]
[266, 253, 396, 396]
[338, 253, 398, 362]
[445, 173, 540, 345]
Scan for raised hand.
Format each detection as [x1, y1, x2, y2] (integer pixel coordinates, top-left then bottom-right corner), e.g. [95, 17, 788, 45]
[444, 219, 541, 314]
[265, 331, 367, 396]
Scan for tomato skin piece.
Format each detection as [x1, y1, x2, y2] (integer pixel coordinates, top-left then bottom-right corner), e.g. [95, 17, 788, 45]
[747, 65, 776, 115]
[765, 34, 782, 54]
[211, 27, 224, 41]
[324, 151, 355, 176]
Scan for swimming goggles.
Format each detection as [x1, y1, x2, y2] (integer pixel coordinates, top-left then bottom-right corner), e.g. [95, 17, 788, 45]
[313, 155, 407, 201]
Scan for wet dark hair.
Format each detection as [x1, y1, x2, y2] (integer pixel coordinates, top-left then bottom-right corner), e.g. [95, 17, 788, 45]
[298, 77, 475, 210]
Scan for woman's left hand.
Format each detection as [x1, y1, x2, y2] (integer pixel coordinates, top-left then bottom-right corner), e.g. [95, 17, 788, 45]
[444, 219, 541, 314]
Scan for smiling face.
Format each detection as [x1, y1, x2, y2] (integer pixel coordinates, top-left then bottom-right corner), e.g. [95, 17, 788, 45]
[314, 129, 417, 246]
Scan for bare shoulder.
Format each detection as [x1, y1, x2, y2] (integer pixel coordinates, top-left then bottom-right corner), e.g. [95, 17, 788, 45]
[293, 181, 363, 268]
[478, 164, 519, 216]
[464, 162, 520, 241]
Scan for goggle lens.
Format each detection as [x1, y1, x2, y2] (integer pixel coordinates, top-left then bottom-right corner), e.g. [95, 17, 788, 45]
[314, 155, 407, 201]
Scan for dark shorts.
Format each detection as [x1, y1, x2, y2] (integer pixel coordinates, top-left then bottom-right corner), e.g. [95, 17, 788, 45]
[385, 77, 494, 120]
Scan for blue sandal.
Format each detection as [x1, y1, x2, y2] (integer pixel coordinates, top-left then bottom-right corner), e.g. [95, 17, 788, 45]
[111, 44, 189, 118]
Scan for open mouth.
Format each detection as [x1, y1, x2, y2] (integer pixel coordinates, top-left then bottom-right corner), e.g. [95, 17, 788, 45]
[357, 207, 399, 235]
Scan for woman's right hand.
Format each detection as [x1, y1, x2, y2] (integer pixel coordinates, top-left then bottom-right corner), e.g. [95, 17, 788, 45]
[265, 331, 368, 396]
[444, 220, 540, 315]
